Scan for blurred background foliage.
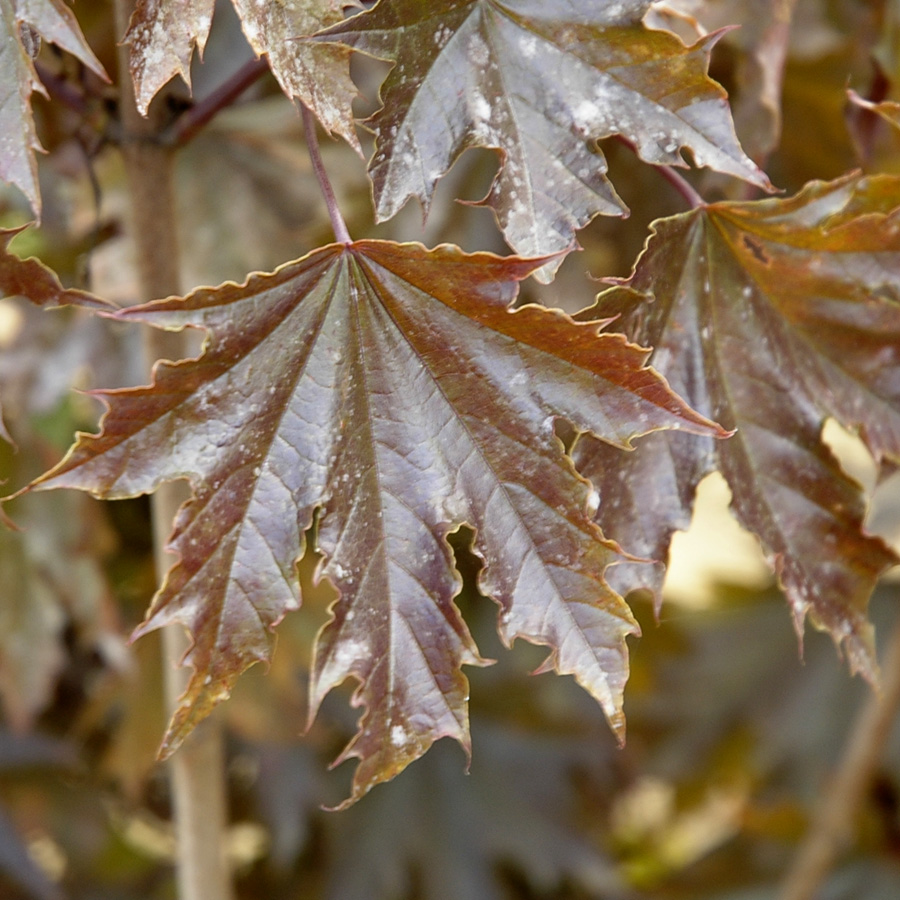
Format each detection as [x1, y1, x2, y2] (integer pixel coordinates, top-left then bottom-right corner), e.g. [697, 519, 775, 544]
[1, 0, 900, 897]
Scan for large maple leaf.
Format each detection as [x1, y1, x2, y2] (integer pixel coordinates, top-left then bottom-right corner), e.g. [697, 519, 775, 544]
[574, 173, 900, 683]
[24, 241, 723, 803]
[315, 0, 772, 280]
[0, 0, 107, 216]
[125, 0, 362, 151]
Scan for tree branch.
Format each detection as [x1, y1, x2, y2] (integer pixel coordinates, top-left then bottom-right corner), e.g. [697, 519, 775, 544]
[169, 56, 271, 146]
[779, 604, 900, 900]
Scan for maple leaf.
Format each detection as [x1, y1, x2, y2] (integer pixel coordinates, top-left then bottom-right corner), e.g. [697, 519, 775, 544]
[315, 0, 772, 280]
[24, 240, 724, 804]
[0, 0, 107, 217]
[573, 173, 900, 683]
[125, 0, 362, 151]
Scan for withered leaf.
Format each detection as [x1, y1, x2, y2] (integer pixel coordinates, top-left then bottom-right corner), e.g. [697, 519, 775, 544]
[316, 0, 771, 280]
[26, 240, 722, 804]
[574, 173, 900, 682]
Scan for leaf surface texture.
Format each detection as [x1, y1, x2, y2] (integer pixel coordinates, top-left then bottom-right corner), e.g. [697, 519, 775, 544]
[318, 0, 771, 277]
[31, 240, 721, 803]
[574, 174, 900, 681]
[125, 0, 361, 149]
[0, 0, 106, 215]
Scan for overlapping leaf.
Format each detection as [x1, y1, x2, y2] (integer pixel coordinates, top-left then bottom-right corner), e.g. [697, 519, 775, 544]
[848, 89, 900, 134]
[316, 0, 771, 279]
[0, 0, 106, 216]
[125, 0, 362, 151]
[574, 173, 900, 682]
[0, 226, 112, 311]
[25, 240, 722, 803]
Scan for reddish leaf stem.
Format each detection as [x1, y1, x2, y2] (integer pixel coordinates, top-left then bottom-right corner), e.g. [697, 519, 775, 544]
[779, 601, 900, 900]
[302, 103, 352, 244]
[170, 56, 271, 145]
[653, 160, 706, 209]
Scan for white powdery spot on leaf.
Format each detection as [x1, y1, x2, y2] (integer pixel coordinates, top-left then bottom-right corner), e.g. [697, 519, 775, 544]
[332, 0, 769, 272]
[390, 724, 408, 747]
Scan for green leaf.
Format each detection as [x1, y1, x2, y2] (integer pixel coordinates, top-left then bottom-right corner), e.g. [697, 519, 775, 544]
[26, 240, 722, 804]
[316, 0, 772, 280]
[0, 0, 107, 217]
[574, 173, 900, 682]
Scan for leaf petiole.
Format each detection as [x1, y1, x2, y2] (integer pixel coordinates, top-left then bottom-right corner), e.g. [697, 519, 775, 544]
[613, 135, 706, 209]
[302, 103, 351, 244]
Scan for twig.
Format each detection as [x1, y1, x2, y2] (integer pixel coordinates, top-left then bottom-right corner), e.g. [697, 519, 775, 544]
[169, 56, 271, 145]
[113, 4, 234, 900]
[779, 596, 900, 900]
[302, 103, 352, 243]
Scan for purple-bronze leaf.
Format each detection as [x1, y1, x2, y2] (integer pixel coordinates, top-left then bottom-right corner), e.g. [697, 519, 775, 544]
[574, 173, 900, 683]
[315, 0, 772, 280]
[0, 227, 113, 310]
[125, 0, 361, 150]
[26, 240, 723, 804]
[0, 0, 107, 217]
[124, 0, 216, 115]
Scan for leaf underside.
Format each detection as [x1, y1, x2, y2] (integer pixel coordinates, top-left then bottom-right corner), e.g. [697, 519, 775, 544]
[574, 173, 900, 683]
[29, 240, 722, 804]
[317, 0, 771, 280]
